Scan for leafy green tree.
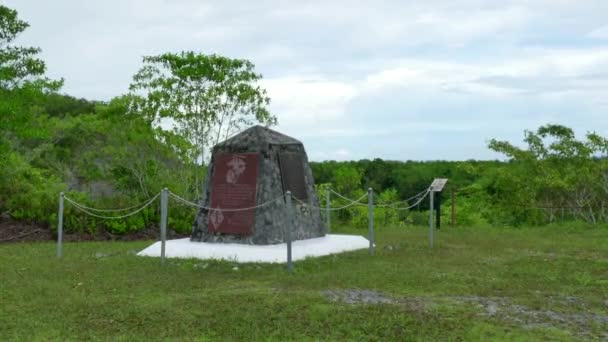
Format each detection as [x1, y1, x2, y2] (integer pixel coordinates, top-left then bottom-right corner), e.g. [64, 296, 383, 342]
[0, 5, 61, 148]
[129, 52, 276, 196]
[129, 52, 276, 165]
[0, 5, 61, 91]
[0, 5, 198, 233]
[332, 164, 362, 196]
[489, 124, 607, 224]
[360, 158, 395, 191]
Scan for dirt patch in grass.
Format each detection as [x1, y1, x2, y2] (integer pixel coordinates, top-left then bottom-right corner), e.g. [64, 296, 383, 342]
[454, 296, 607, 339]
[323, 289, 397, 305]
[322, 289, 428, 315]
[323, 290, 607, 339]
[0, 216, 52, 242]
[0, 215, 188, 243]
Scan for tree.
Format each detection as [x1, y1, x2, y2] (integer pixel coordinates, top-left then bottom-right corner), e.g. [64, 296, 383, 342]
[129, 52, 276, 166]
[332, 164, 362, 196]
[0, 5, 60, 91]
[488, 124, 607, 224]
[0, 5, 62, 147]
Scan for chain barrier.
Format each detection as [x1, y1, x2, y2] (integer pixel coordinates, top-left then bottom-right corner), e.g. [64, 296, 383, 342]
[373, 188, 429, 208]
[294, 197, 365, 211]
[63, 192, 160, 219]
[328, 189, 368, 206]
[326, 188, 431, 211]
[376, 190, 430, 210]
[168, 191, 283, 212]
[62, 194, 161, 213]
[62, 186, 431, 219]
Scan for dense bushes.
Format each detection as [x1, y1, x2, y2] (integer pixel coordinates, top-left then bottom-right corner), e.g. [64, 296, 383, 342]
[311, 129, 608, 229]
[0, 93, 200, 234]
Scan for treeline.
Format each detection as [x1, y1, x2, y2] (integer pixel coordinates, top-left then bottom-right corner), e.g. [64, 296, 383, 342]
[0, 6, 199, 234]
[1, 5, 276, 235]
[1, 4, 606, 236]
[310, 126, 608, 227]
[311, 159, 500, 204]
[1, 92, 199, 233]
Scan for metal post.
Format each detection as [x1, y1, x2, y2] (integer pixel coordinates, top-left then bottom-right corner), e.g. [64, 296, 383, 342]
[436, 191, 441, 230]
[326, 188, 331, 233]
[368, 188, 374, 256]
[429, 190, 434, 248]
[451, 189, 456, 227]
[57, 192, 64, 258]
[160, 188, 168, 264]
[285, 191, 293, 273]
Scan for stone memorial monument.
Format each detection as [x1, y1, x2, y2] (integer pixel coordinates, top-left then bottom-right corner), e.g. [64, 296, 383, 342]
[191, 125, 326, 244]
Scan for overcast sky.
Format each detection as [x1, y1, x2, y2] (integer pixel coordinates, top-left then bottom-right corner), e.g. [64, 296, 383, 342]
[6, 0, 608, 161]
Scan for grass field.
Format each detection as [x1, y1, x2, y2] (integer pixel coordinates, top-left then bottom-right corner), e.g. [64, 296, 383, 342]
[1, 226, 607, 341]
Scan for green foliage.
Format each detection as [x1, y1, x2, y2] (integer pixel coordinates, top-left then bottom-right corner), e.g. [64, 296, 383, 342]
[129, 52, 277, 163]
[104, 215, 146, 234]
[0, 4, 200, 233]
[332, 164, 361, 195]
[0, 88, 201, 233]
[0, 143, 65, 223]
[311, 126, 608, 228]
[1, 3, 606, 234]
[488, 124, 608, 225]
[0, 5, 60, 91]
[168, 208, 196, 233]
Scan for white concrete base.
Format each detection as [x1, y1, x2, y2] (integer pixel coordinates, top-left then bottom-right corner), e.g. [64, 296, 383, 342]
[137, 234, 370, 263]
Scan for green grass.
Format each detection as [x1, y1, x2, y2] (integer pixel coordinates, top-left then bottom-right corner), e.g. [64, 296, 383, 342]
[1, 226, 607, 341]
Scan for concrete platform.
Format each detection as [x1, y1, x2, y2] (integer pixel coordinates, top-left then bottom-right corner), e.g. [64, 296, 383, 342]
[137, 234, 370, 263]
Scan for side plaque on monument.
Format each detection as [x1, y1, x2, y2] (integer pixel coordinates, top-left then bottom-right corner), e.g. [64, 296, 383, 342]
[208, 153, 260, 235]
[279, 153, 308, 201]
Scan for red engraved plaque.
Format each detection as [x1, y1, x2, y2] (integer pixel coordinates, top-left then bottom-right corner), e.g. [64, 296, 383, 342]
[208, 153, 260, 235]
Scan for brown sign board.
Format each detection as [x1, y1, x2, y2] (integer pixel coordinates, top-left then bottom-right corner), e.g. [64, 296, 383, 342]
[279, 153, 308, 201]
[208, 153, 260, 235]
[430, 178, 448, 192]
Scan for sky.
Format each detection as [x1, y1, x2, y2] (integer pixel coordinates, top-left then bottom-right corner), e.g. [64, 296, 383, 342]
[6, 0, 608, 161]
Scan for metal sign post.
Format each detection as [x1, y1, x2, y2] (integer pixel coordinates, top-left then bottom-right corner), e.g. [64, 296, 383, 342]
[160, 188, 168, 265]
[368, 188, 374, 256]
[326, 188, 331, 233]
[451, 189, 456, 227]
[57, 192, 64, 258]
[285, 191, 293, 273]
[428, 178, 447, 248]
[429, 190, 434, 248]
[436, 191, 441, 230]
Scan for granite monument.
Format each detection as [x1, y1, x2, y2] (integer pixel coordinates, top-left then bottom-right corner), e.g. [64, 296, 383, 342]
[191, 125, 326, 244]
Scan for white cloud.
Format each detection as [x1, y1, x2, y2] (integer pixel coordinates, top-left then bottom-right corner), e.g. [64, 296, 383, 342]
[263, 77, 357, 127]
[362, 48, 608, 96]
[587, 25, 608, 39]
[6, 0, 608, 160]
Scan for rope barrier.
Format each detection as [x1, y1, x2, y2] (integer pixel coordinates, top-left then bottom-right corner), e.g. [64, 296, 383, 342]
[327, 189, 369, 206]
[62, 186, 433, 220]
[374, 188, 429, 207]
[327, 188, 431, 211]
[295, 197, 365, 211]
[63, 193, 160, 219]
[168, 191, 283, 212]
[377, 190, 430, 210]
[61, 193, 162, 212]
